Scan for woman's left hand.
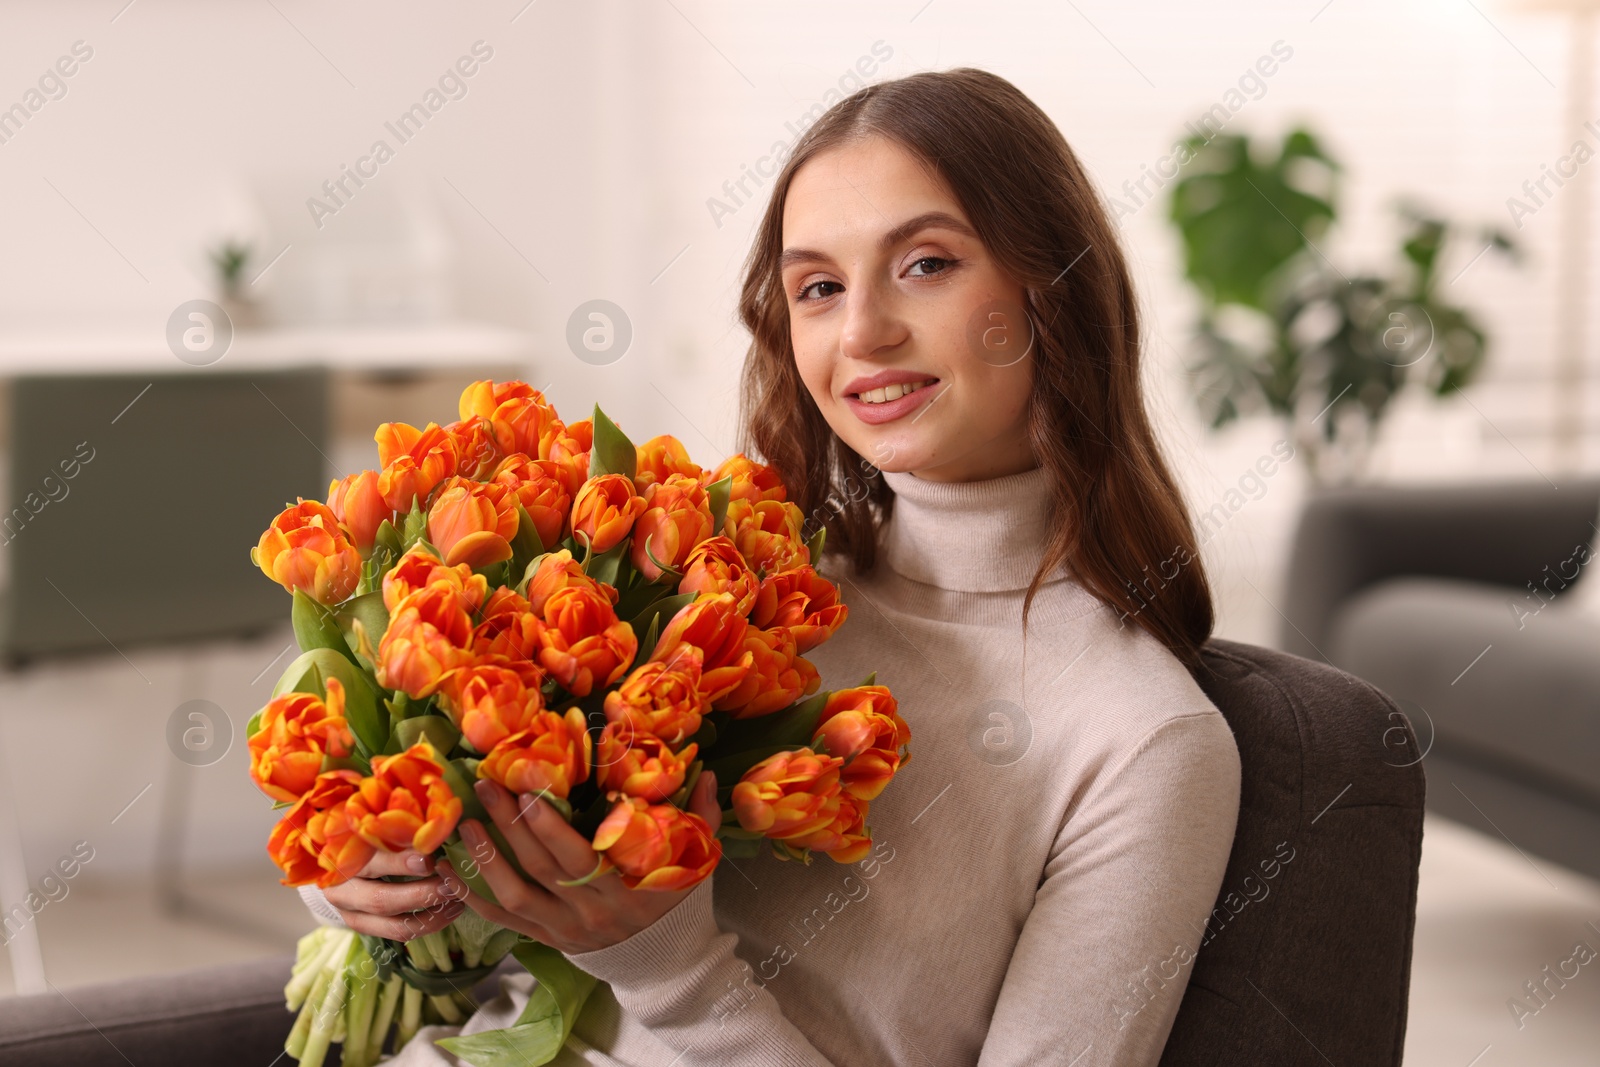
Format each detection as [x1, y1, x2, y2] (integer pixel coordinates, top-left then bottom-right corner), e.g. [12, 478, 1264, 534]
[436, 771, 721, 955]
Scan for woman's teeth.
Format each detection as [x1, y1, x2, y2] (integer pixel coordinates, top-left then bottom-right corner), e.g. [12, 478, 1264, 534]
[856, 379, 935, 404]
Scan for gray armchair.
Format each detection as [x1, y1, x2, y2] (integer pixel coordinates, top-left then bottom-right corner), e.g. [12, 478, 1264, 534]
[1280, 477, 1600, 882]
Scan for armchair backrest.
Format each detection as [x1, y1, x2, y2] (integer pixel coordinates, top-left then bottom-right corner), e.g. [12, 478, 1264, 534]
[1159, 638, 1426, 1067]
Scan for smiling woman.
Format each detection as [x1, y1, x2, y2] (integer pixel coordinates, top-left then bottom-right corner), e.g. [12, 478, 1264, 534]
[303, 67, 1240, 1067]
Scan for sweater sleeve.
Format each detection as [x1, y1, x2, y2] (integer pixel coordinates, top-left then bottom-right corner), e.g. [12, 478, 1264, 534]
[977, 711, 1241, 1067]
[298, 883, 350, 927]
[561, 873, 838, 1066]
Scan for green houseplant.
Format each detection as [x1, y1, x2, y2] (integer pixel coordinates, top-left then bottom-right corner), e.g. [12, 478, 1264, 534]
[1167, 126, 1517, 485]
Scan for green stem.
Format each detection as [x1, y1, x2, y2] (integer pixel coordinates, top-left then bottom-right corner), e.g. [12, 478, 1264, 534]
[342, 962, 378, 1067]
[285, 964, 332, 1061]
[286, 927, 344, 1010]
[367, 975, 402, 1060]
[395, 985, 424, 1051]
[419, 930, 455, 972]
[301, 935, 357, 1067]
[428, 993, 464, 1024]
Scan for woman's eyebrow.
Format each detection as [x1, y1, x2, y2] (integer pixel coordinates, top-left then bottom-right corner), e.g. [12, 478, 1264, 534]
[778, 211, 977, 272]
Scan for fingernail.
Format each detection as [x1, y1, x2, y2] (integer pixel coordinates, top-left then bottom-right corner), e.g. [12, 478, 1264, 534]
[406, 853, 429, 874]
[520, 794, 541, 822]
[460, 820, 483, 845]
[474, 780, 496, 806]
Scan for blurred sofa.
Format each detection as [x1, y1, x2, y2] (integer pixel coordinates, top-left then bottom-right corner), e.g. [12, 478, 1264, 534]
[1280, 476, 1600, 882]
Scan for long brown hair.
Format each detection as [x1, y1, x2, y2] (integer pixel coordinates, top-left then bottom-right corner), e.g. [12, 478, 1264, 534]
[736, 67, 1215, 674]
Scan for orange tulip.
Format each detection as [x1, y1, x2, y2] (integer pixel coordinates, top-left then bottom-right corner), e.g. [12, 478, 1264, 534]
[631, 474, 714, 582]
[812, 686, 911, 801]
[378, 583, 476, 698]
[523, 549, 617, 616]
[326, 470, 391, 553]
[375, 422, 459, 513]
[713, 626, 820, 719]
[723, 498, 810, 575]
[591, 796, 721, 891]
[477, 706, 592, 799]
[382, 546, 489, 614]
[345, 744, 463, 856]
[649, 593, 752, 703]
[441, 662, 546, 754]
[786, 792, 873, 864]
[248, 677, 356, 804]
[426, 476, 520, 569]
[571, 474, 645, 555]
[596, 724, 697, 803]
[490, 454, 571, 551]
[536, 586, 638, 697]
[677, 536, 760, 616]
[458, 380, 562, 459]
[540, 418, 592, 498]
[751, 566, 848, 653]
[470, 587, 546, 666]
[634, 434, 702, 493]
[602, 646, 708, 745]
[707, 454, 788, 504]
[447, 415, 505, 480]
[253, 499, 362, 605]
[267, 770, 373, 888]
[730, 748, 844, 842]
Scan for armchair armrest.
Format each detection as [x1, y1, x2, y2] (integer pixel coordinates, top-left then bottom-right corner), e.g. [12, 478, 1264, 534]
[1279, 477, 1600, 661]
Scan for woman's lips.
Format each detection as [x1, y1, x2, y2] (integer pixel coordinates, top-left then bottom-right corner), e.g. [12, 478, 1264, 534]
[842, 382, 943, 425]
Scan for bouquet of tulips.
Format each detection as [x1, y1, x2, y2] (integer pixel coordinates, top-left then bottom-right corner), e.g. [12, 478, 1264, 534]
[246, 380, 912, 1066]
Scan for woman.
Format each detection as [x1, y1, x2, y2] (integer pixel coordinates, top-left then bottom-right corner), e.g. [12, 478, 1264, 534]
[303, 67, 1241, 1066]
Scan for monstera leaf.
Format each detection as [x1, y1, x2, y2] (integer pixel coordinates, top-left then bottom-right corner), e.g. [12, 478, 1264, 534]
[1169, 127, 1338, 310]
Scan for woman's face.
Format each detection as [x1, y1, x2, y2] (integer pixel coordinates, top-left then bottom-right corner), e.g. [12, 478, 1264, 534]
[780, 135, 1036, 483]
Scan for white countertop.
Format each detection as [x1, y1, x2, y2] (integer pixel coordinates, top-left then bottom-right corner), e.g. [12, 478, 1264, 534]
[0, 320, 538, 375]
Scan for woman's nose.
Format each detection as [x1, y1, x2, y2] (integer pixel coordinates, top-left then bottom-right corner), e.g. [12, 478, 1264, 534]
[838, 279, 907, 363]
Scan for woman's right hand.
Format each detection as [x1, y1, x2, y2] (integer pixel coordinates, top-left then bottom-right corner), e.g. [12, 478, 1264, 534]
[320, 849, 464, 940]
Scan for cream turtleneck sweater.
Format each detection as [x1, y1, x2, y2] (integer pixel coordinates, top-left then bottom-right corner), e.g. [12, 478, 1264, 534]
[301, 464, 1242, 1067]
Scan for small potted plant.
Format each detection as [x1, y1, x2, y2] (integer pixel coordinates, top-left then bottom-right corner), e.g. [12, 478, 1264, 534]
[210, 238, 261, 329]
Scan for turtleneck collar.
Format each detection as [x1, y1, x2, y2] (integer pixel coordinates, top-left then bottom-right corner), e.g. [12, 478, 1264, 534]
[878, 465, 1064, 593]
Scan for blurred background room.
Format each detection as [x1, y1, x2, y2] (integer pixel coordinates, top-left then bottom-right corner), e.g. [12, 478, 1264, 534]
[0, 1, 1596, 1064]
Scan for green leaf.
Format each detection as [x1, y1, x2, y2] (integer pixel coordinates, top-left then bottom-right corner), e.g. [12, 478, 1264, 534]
[713, 688, 830, 755]
[338, 591, 389, 663]
[587, 405, 637, 480]
[1168, 127, 1338, 311]
[291, 590, 355, 663]
[401, 499, 429, 552]
[392, 715, 460, 758]
[720, 835, 763, 860]
[373, 518, 404, 560]
[435, 944, 597, 1067]
[583, 537, 630, 588]
[510, 503, 547, 578]
[629, 592, 694, 654]
[805, 523, 826, 562]
[272, 648, 388, 757]
[858, 671, 877, 687]
[245, 708, 264, 739]
[440, 758, 487, 818]
[704, 474, 733, 537]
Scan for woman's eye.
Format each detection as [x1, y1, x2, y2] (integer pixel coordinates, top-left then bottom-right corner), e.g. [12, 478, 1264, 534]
[797, 280, 843, 302]
[907, 256, 952, 277]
